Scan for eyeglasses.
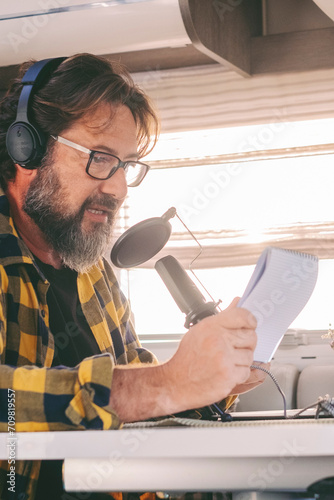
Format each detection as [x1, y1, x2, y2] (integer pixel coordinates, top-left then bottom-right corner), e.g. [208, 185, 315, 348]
[50, 135, 150, 187]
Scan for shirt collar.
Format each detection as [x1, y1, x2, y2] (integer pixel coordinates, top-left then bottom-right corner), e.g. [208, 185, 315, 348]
[0, 193, 36, 267]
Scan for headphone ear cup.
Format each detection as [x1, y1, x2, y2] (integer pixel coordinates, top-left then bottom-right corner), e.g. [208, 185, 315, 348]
[5, 57, 65, 170]
[6, 121, 46, 169]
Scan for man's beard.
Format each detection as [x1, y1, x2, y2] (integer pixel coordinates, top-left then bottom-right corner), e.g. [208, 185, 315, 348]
[23, 163, 120, 273]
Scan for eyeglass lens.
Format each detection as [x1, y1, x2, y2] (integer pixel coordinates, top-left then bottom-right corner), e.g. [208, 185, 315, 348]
[88, 152, 147, 186]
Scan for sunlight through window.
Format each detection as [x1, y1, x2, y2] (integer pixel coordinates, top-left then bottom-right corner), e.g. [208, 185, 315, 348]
[118, 118, 334, 336]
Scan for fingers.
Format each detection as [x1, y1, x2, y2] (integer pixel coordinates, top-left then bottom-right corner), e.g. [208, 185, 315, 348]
[230, 328, 257, 351]
[234, 365, 252, 383]
[232, 346, 254, 367]
[216, 304, 257, 330]
[251, 361, 271, 371]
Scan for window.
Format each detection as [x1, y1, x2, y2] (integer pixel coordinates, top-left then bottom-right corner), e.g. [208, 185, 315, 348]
[117, 118, 334, 337]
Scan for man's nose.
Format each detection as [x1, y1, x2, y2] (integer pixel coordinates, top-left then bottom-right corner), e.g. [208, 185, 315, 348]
[99, 167, 128, 200]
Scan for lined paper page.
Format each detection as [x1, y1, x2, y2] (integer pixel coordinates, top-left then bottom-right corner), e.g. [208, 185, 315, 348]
[238, 247, 318, 362]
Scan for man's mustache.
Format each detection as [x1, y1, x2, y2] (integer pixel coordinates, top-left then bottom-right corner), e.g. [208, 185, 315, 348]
[81, 194, 120, 214]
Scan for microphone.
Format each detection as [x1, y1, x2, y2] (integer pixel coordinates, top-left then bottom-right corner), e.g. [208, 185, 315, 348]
[155, 255, 219, 328]
[155, 255, 232, 422]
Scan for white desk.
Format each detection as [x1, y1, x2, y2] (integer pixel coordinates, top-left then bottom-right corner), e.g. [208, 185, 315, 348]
[1, 418, 334, 495]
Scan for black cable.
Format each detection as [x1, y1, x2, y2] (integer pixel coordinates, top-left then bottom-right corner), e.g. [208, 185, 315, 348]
[211, 402, 233, 422]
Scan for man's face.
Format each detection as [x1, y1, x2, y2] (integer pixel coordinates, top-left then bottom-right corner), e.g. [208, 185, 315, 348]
[23, 103, 136, 272]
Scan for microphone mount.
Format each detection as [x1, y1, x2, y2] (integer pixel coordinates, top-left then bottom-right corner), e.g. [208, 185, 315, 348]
[155, 255, 220, 328]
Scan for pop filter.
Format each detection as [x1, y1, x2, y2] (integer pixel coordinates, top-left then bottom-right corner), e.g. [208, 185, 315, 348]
[110, 207, 176, 268]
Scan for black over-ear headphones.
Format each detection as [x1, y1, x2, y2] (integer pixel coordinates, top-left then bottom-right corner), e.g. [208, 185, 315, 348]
[6, 57, 66, 169]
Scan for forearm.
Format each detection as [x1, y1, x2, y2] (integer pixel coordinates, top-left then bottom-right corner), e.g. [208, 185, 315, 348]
[109, 360, 240, 423]
[109, 362, 181, 422]
[111, 302, 261, 423]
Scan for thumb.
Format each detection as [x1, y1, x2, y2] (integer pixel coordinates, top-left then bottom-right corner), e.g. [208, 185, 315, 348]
[221, 296, 257, 329]
[224, 296, 241, 310]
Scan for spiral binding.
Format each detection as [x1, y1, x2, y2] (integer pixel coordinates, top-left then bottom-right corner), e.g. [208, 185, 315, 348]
[270, 246, 317, 260]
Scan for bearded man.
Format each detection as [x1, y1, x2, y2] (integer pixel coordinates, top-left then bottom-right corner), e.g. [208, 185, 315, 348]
[0, 54, 263, 500]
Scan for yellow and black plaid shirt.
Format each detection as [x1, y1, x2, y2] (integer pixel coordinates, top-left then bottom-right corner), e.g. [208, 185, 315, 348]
[0, 193, 157, 499]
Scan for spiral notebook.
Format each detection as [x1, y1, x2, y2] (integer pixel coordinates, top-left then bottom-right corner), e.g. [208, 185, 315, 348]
[238, 247, 318, 362]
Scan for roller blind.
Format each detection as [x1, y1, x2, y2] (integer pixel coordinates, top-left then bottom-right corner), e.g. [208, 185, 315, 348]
[133, 64, 334, 133]
[110, 65, 334, 269]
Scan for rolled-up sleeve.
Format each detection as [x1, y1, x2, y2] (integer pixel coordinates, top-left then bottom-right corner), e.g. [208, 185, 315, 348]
[0, 353, 122, 432]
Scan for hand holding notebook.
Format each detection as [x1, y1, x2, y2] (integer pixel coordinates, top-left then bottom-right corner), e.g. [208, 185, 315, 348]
[238, 247, 318, 362]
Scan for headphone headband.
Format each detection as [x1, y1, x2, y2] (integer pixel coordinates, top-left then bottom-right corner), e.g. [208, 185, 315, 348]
[6, 57, 66, 169]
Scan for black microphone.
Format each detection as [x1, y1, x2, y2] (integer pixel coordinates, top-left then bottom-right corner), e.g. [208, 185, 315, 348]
[155, 255, 219, 328]
[155, 255, 232, 422]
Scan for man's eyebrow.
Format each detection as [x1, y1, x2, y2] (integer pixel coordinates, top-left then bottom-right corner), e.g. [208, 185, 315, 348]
[93, 144, 138, 160]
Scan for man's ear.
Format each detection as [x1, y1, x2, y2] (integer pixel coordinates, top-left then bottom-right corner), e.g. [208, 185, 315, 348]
[14, 164, 38, 180]
[6, 164, 38, 200]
